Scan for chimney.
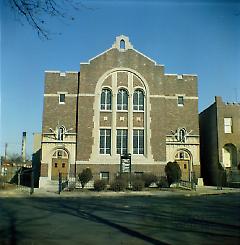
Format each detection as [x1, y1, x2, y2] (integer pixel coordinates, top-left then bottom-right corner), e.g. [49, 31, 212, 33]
[21, 132, 26, 162]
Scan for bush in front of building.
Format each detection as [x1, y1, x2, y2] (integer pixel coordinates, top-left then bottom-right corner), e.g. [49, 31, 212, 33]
[165, 161, 182, 186]
[156, 176, 169, 188]
[131, 178, 145, 191]
[141, 173, 158, 187]
[78, 168, 93, 189]
[94, 179, 107, 191]
[110, 177, 128, 191]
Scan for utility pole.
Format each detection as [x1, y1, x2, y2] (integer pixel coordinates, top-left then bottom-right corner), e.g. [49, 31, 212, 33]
[4, 143, 8, 161]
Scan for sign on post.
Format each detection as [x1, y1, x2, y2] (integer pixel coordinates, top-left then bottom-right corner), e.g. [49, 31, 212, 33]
[120, 153, 131, 174]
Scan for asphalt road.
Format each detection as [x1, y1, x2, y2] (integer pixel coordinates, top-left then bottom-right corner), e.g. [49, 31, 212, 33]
[0, 193, 240, 245]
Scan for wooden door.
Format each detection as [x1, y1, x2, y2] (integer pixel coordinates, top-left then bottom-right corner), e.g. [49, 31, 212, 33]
[176, 160, 190, 181]
[51, 158, 68, 180]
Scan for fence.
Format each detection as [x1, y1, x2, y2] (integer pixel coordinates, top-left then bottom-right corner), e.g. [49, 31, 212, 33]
[0, 166, 34, 194]
[178, 179, 196, 190]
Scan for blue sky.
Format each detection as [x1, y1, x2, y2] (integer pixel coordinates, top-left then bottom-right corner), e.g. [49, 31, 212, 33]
[1, 0, 240, 157]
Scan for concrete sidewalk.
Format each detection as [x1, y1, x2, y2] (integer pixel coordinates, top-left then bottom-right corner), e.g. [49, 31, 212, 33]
[1, 185, 240, 198]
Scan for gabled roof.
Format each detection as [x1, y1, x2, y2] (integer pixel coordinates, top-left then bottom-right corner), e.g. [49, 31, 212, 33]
[84, 35, 157, 65]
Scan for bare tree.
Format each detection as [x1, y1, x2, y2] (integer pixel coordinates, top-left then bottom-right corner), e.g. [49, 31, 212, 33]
[5, 0, 91, 39]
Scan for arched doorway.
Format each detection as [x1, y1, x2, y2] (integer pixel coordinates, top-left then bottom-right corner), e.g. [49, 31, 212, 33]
[51, 149, 69, 180]
[222, 144, 237, 169]
[175, 150, 191, 181]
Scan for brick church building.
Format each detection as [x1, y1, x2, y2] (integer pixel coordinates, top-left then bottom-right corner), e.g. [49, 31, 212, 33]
[39, 35, 200, 188]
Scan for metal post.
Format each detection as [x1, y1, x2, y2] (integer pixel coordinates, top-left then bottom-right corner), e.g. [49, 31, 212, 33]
[58, 172, 62, 194]
[129, 154, 132, 188]
[191, 171, 196, 190]
[30, 169, 34, 195]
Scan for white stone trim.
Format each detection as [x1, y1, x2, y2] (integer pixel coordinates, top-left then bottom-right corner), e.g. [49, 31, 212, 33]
[44, 93, 78, 97]
[112, 35, 133, 51]
[45, 70, 78, 74]
[90, 67, 154, 163]
[132, 48, 157, 64]
[88, 47, 114, 63]
[166, 142, 200, 145]
[182, 74, 198, 77]
[76, 160, 166, 165]
[79, 93, 95, 97]
[45, 70, 61, 73]
[149, 95, 198, 99]
[165, 73, 197, 77]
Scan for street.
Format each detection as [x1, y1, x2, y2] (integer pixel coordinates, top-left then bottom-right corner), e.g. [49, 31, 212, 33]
[0, 193, 240, 245]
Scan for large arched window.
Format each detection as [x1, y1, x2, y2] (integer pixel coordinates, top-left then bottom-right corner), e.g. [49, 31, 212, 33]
[100, 88, 112, 110]
[117, 89, 128, 110]
[133, 89, 144, 111]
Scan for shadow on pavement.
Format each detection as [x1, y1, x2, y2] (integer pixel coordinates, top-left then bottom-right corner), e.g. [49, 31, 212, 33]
[0, 194, 240, 245]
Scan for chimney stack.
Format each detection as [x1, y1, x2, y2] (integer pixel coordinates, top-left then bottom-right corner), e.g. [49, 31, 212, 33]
[21, 132, 26, 162]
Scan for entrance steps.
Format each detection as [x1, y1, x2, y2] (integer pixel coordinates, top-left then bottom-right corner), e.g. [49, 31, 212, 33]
[39, 177, 59, 192]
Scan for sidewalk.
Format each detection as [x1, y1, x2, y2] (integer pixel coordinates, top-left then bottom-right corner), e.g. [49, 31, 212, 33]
[1, 185, 240, 198]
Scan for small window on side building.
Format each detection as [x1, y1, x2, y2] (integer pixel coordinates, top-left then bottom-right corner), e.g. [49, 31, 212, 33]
[59, 94, 65, 104]
[177, 96, 184, 106]
[224, 118, 232, 133]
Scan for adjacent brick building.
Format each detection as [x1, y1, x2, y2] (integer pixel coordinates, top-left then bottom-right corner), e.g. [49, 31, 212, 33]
[199, 96, 240, 186]
[39, 35, 200, 188]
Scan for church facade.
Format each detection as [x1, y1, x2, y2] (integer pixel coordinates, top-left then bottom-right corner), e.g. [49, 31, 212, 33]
[39, 35, 200, 188]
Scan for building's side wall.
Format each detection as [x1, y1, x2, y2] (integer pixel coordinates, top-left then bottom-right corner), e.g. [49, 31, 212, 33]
[199, 102, 219, 185]
[216, 97, 240, 163]
[200, 96, 240, 185]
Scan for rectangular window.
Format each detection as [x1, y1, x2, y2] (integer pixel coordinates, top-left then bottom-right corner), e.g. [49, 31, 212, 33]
[59, 93, 65, 104]
[224, 118, 232, 133]
[177, 96, 184, 106]
[117, 129, 128, 154]
[133, 129, 144, 154]
[100, 172, 110, 183]
[100, 129, 111, 154]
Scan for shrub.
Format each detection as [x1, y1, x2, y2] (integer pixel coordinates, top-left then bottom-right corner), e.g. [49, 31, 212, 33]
[156, 176, 169, 188]
[94, 179, 107, 191]
[142, 173, 158, 187]
[110, 178, 127, 191]
[116, 173, 130, 182]
[132, 179, 145, 191]
[78, 168, 93, 189]
[165, 161, 181, 186]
